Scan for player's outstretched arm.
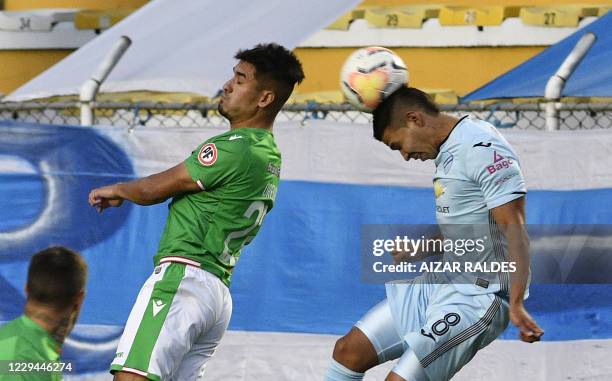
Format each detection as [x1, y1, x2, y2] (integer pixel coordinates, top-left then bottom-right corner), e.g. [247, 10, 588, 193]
[491, 197, 544, 343]
[88, 162, 201, 212]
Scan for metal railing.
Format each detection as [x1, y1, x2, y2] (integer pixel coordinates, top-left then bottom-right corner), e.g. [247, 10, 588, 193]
[1, 101, 611, 130]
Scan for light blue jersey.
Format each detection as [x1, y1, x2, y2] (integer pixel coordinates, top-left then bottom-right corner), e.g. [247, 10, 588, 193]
[336, 116, 522, 381]
[341, 117, 525, 381]
[433, 116, 527, 296]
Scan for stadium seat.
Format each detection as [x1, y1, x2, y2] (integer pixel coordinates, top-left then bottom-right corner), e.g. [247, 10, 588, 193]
[578, 6, 600, 17]
[423, 89, 459, 105]
[325, 11, 353, 30]
[0, 9, 75, 31]
[324, 7, 367, 30]
[519, 6, 582, 27]
[3, 0, 149, 11]
[439, 6, 520, 26]
[74, 8, 135, 30]
[364, 6, 440, 29]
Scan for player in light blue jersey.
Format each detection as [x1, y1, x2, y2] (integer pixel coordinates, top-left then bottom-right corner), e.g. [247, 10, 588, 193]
[326, 87, 543, 381]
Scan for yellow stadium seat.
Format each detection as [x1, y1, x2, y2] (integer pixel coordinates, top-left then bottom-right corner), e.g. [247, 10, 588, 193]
[364, 6, 440, 29]
[74, 8, 135, 30]
[439, 6, 520, 26]
[325, 11, 354, 30]
[325, 7, 368, 30]
[0, 10, 74, 31]
[519, 6, 581, 27]
[352, 7, 367, 20]
[422, 89, 459, 105]
[579, 6, 600, 17]
[4, 0, 148, 11]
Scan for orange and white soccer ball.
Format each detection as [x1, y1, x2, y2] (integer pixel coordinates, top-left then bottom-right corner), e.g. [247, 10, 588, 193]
[340, 46, 409, 113]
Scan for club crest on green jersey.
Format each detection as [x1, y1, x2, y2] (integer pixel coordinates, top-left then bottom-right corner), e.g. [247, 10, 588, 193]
[198, 143, 217, 166]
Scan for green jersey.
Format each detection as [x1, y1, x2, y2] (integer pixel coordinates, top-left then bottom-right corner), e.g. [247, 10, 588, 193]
[154, 127, 281, 286]
[0, 315, 61, 381]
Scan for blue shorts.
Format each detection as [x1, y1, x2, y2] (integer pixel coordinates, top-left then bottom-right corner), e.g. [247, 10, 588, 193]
[356, 273, 509, 381]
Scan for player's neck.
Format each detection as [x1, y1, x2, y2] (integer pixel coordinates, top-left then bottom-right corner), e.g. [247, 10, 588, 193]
[229, 113, 274, 131]
[230, 122, 272, 131]
[433, 114, 460, 147]
[24, 302, 75, 344]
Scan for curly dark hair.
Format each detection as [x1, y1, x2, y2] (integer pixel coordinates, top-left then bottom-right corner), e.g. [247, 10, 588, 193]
[235, 43, 305, 110]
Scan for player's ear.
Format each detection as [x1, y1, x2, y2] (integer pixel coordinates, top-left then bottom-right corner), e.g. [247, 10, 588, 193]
[258, 90, 275, 109]
[74, 289, 86, 308]
[404, 111, 421, 127]
[405, 110, 426, 128]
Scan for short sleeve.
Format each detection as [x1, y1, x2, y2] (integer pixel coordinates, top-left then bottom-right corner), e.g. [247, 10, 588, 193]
[184, 139, 247, 191]
[465, 138, 526, 209]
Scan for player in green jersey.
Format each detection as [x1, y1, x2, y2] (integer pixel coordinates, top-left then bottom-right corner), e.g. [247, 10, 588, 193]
[88, 43, 304, 381]
[0, 246, 88, 381]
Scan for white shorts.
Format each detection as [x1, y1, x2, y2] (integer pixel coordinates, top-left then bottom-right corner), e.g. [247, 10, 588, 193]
[357, 273, 509, 381]
[110, 261, 232, 381]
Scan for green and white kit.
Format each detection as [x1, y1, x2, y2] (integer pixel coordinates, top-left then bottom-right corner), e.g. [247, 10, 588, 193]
[111, 128, 281, 380]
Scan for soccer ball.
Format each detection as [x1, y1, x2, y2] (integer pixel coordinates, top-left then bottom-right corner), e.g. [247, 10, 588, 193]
[340, 46, 409, 113]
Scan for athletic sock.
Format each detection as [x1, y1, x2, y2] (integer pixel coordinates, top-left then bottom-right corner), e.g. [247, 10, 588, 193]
[325, 359, 365, 381]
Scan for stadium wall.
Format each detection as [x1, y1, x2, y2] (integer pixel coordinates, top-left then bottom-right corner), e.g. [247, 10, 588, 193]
[0, 119, 611, 380]
[1, 1, 606, 98]
[294, 46, 545, 97]
[0, 50, 71, 96]
[3, 0, 149, 10]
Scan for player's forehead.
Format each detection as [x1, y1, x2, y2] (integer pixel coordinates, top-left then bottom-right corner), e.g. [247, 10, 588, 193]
[233, 61, 256, 80]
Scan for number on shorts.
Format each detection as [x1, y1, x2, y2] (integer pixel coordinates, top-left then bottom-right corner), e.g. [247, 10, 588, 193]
[421, 313, 461, 342]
